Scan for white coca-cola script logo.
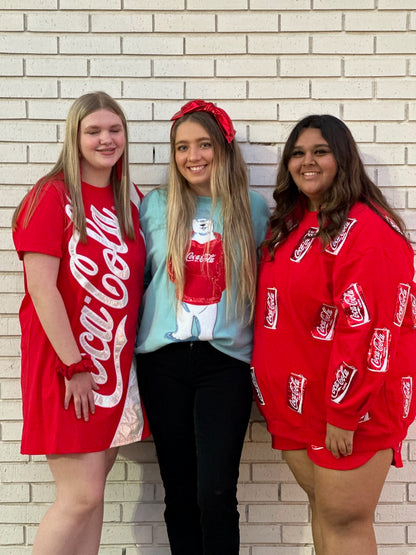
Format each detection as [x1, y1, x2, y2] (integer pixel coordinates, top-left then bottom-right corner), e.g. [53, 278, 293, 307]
[287, 373, 307, 414]
[290, 227, 318, 263]
[264, 287, 278, 329]
[394, 283, 410, 327]
[331, 362, 357, 404]
[250, 367, 265, 406]
[312, 304, 337, 340]
[367, 328, 391, 373]
[186, 252, 216, 263]
[411, 293, 416, 329]
[340, 283, 370, 327]
[402, 376, 413, 419]
[325, 218, 356, 255]
[66, 201, 130, 408]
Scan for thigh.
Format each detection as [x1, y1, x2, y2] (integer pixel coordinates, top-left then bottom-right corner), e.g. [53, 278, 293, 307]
[314, 448, 392, 520]
[283, 449, 316, 500]
[136, 347, 197, 488]
[136, 347, 195, 442]
[194, 347, 253, 490]
[47, 451, 109, 503]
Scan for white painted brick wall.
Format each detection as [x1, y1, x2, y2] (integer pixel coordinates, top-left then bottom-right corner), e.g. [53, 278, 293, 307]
[1, 3, 416, 554]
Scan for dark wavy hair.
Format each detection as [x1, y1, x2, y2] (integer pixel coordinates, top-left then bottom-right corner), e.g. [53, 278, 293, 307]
[265, 114, 406, 256]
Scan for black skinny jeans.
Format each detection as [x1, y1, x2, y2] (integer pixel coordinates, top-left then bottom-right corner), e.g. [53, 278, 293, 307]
[136, 341, 253, 555]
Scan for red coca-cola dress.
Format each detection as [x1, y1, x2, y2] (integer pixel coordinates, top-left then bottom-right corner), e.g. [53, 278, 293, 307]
[251, 202, 416, 467]
[13, 177, 150, 454]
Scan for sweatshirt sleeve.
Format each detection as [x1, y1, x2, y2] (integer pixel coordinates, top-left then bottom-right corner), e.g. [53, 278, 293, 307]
[325, 216, 415, 430]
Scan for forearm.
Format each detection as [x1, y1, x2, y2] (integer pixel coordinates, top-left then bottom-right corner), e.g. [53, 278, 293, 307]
[24, 252, 81, 366]
[30, 287, 82, 366]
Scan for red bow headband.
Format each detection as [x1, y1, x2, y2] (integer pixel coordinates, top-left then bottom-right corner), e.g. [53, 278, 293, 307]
[170, 99, 236, 144]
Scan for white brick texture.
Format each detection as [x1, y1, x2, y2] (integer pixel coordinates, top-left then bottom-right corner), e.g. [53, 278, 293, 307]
[1, 3, 416, 554]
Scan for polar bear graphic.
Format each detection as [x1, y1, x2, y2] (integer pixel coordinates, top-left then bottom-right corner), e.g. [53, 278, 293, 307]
[168, 214, 225, 341]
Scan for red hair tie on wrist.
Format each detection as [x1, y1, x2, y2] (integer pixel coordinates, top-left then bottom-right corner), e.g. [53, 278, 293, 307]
[170, 99, 236, 144]
[58, 355, 95, 380]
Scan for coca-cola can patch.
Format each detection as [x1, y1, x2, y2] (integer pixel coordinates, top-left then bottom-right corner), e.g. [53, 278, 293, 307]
[311, 303, 338, 340]
[331, 362, 358, 404]
[250, 367, 265, 406]
[325, 218, 356, 255]
[264, 287, 278, 329]
[290, 227, 318, 263]
[411, 294, 416, 329]
[394, 283, 410, 327]
[402, 376, 413, 419]
[367, 328, 391, 373]
[287, 373, 307, 414]
[340, 282, 370, 327]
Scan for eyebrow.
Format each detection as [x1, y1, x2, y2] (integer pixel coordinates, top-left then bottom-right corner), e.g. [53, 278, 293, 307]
[293, 143, 330, 148]
[84, 124, 123, 131]
[175, 136, 211, 145]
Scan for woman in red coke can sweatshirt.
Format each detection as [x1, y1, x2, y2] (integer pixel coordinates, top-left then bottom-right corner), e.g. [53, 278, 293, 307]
[251, 114, 416, 555]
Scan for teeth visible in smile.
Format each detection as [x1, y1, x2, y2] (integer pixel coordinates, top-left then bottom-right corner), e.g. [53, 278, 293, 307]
[189, 166, 205, 172]
[303, 172, 318, 176]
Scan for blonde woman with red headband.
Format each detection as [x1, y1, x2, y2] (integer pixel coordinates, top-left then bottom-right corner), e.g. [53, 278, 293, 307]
[135, 100, 269, 554]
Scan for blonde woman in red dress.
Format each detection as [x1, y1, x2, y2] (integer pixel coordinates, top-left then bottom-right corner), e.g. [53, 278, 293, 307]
[12, 92, 149, 555]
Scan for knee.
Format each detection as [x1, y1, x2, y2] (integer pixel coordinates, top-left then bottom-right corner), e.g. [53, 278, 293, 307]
[198, 485, 237, 514]
[317, 497, 372, 530]
[57, 481, 105, 517]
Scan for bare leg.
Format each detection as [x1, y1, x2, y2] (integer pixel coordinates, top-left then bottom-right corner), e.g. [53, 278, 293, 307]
[33, 447, 118, 555]
[314, 449, 392, 555]
[283, 450, 324, 555]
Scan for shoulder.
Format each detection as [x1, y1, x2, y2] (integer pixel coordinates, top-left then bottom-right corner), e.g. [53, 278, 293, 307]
[249, 189, 269, 211]
[249, 190, 270, 245]
[21, 176, 67, 214]
[139, 187, 168, 233]
[349, 202, 404, 241]
[140, 187, 167, 213]
[343, 202, 412, 258]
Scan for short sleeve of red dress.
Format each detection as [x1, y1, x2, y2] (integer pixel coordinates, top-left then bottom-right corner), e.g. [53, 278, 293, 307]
[13, 180, 67, 260]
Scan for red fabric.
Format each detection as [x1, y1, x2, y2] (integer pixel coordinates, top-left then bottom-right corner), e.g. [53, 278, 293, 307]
[170, 99, 236, 143]
[271, 436, 402, 470]
[168, 233, 226, 305]
[13, 178, 150, 454]
[251, 202, 416, 457]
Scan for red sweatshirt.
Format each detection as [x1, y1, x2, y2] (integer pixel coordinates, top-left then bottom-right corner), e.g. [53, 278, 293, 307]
[251, 202, 416, 453]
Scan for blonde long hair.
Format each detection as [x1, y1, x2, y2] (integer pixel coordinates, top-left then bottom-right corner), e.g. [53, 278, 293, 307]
[167, 111, 257, 323]
[12, 91, 135, 242]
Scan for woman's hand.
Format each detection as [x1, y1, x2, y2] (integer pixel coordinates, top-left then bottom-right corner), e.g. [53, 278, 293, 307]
[64, 372, 100, 421]
[325, 423, 354, 458]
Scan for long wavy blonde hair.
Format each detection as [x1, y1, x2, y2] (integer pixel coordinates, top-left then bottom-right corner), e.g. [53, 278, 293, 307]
[167, 111, 257, 323]
[12, 91, 135, 242]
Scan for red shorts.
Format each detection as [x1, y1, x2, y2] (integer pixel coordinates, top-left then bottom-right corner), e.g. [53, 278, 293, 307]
[272, 436, 402, 470]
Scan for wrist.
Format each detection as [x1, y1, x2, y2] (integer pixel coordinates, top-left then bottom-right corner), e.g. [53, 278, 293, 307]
[58, 354, 94, 380]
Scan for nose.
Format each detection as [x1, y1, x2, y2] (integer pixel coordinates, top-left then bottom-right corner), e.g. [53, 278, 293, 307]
[188, 145, 201, 161]
[302, 151, 316, 165]
[99, 131, 112, 144]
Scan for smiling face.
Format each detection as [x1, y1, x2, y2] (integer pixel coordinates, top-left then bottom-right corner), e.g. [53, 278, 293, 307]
[79, 108, 125, 187]
[174, 120, 214, 197]
[288, 127, 338, 211]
